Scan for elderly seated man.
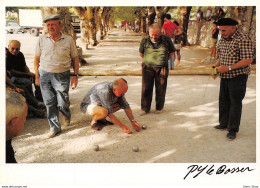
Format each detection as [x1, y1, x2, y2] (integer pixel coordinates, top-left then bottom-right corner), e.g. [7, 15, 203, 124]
[6, 90, 28, 163]
[6, 40, 43, 101]
[80, 78, 141, 134]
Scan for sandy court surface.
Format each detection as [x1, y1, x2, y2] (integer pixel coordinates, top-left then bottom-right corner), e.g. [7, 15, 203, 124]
[5, 29, 256, 163]
[12, 75, 256, 163]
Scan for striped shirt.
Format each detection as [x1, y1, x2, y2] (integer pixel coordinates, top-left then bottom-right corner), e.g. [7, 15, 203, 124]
[80, 82, 130, 114]
[217, 30, 254, 78]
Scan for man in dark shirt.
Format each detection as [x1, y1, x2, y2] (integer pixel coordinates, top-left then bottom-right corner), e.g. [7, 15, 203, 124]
[6, 40, 43, 101]
[139, 23, 175, 116]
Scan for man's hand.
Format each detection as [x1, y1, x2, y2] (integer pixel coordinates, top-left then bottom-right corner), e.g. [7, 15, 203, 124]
[35, 77, 40, 86]
[71, 76, 78, 89]
[132, 121, 141, 132]
[216, 65, 229, 73]
[120, 125, 132, 134]
[16, 88, 25, 96]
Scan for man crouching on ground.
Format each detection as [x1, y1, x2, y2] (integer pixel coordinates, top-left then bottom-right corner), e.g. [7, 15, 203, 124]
[80, 78, 141, 134]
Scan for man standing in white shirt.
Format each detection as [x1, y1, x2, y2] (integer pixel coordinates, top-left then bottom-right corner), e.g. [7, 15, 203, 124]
[34, 14, 79, 138]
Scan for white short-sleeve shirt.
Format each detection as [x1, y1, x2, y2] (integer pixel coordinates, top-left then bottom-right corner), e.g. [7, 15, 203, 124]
[35, 33, 78, 73]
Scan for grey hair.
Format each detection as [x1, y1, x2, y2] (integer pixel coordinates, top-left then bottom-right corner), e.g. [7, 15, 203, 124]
[9, 40, 21, 46]
[6, 90, 27, 124]
[149, 23, 161, 31]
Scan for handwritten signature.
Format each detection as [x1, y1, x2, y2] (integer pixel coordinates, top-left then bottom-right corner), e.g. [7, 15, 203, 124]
[184, 164, 255, 179]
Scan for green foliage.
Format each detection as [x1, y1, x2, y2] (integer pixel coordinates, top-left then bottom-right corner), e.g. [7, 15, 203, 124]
[167, 7, 178, 21]
[6, 16, 17, 22]
[190, 6, 217, 20]
[6, 7, 40, 13]
[111, 7, 139, 22]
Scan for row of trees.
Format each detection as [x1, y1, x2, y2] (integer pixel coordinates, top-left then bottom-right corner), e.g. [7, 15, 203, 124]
[7, 6, 255, 48]
[38, 6, 195, 48]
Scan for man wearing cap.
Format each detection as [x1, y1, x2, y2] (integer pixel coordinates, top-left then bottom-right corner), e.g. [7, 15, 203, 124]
[214, 18, 254, 140]
[34, 14, 79, 138]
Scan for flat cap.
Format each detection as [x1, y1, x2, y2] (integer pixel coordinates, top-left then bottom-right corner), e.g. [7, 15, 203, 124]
[216, 18, 238, 26]
[43, 14, 60, 23]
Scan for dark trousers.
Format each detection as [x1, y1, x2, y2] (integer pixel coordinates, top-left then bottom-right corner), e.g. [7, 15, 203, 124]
[219, 74, 248, 132]
[6, 139, 17, 163]
[141, 64, 169, 112]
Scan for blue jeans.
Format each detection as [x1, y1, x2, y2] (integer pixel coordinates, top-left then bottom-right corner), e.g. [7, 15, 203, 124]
[11, 76, 33, 94]
[168, 38, 175, 69]
[39, 69, 71, 132]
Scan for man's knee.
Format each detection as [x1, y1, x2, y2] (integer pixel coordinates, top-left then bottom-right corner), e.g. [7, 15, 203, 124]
[87, 105, 108, 118]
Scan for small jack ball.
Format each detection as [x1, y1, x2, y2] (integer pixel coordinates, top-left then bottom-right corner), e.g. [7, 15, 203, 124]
[142, 125, 147, 129]
[132, 145, 139, 152]
[93, 145, 99, 151]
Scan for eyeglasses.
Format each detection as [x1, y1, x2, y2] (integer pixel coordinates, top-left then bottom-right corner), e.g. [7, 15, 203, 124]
[11, 48, 20, 51]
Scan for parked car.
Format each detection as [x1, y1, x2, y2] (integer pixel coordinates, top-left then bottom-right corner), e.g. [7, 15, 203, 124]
[71, 15, 80, 33]
[6, 20, 24, 34]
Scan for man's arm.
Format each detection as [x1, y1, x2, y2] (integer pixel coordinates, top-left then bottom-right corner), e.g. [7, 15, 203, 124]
[139, 52, 144, 58]
[107, 113, 132, 134]
[124, 108, 141, 132]
[174, 28, 182, 37]
[10, 65, 35, 78]
[71, 56, 79, 89]
[216, 59, 253, 73]
[34, 56, 40, 86]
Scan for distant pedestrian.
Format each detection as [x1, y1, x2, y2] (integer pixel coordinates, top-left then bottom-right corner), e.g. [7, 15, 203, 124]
[173, 21, 182, 67]
[214, 18, 254, 140]
[210, 22, 219, 59]
[206, 6, 212, 21]
[162, 14, 181, 70]
[196, 7, 203, 22]
[139, 23, 175, 116]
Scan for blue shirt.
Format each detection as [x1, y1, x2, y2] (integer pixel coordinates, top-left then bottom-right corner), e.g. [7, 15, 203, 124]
[80, 82, 130, 114]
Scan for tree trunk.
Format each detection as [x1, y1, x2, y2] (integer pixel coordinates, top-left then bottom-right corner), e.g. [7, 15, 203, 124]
[177, 6, 192, 46]
[229, 6, 255, 35]
[74, 7, 99, 48]
[147, 7, 156, 33]
[139, 8, 147, 34]
[154, 6, 169, 28]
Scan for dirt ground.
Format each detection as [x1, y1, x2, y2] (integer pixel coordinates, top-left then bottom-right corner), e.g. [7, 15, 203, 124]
[6, 30, 256, 163]
[11, 74, 256, 163]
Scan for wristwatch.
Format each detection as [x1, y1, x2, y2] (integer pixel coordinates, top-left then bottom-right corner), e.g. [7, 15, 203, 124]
[228, 66, 232, 71]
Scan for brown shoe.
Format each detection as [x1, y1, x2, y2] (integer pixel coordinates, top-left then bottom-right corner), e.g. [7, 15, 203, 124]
[97, 119, 114, 126]
[47, 130, 61, 138]
[64, 118, 71, 126]
[34, 109, 47, 118]
[154, 110, 163, 114]
[139, 110, 148, 116]
[91, 122, 104, 131]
